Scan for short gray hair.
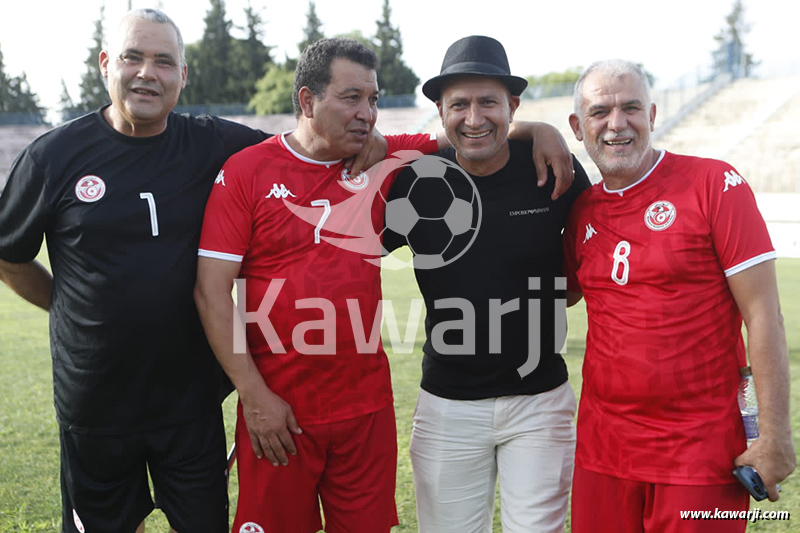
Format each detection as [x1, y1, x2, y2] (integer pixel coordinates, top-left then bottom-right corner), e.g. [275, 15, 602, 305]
[573, 59, 651, 114]
[111, 8, 186, 67]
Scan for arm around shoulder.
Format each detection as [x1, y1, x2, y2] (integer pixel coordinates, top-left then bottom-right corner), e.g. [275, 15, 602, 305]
[508, 121, 574, 199]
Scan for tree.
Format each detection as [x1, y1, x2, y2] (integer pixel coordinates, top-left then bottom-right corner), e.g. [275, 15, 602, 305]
[372, 0, 418, 98]
[59, 79, 81, 122]
[525, 68, 583, 98]
[181, 42, 202, 104]
[227, 1, 274, 102]
[182, 0, 275, 106]
[182, 0, 235, 104]
[0, 47, 7, 104]
[336, 30, 371, 48]
[249, 64, 295, 115]
[0, 44, 47, 122]
[76, 5, 110, 112]
[525, 64, 654, 100]
[713, 0, 758, 78]
[298, 1, 325, 56]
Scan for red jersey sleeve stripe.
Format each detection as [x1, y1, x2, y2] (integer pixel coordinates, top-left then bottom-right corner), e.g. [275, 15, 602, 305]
[198, 249, 244, 262]
[724, 251, 777, 277]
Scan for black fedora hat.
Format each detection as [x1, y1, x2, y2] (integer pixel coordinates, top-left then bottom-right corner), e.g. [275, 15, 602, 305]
[422, 35, 528, 102]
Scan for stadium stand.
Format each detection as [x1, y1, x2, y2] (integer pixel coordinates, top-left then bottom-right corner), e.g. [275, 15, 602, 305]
[655, 75, 800, 188]
[0, 124, 50, 186]
[2, 77, 798, 256]
[722, 80, 800, 194]
[226, 106, 437, 138]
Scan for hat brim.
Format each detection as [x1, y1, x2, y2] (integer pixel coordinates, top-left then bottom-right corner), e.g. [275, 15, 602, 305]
[422, 72, 528, 102]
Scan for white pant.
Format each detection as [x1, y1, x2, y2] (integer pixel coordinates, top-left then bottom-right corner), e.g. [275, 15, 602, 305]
[409, 383, 576, 533]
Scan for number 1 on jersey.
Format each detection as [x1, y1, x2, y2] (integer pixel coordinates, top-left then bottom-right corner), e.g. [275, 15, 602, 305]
[311, 199, 331, 244]
[139, 192, 159, 237]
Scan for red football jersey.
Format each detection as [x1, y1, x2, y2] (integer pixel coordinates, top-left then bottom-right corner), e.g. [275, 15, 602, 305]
[564, 151, 776, 485]
[199, 132, 439, 424]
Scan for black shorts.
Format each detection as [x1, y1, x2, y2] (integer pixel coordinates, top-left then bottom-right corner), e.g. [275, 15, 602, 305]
[59, 408, 228, 533]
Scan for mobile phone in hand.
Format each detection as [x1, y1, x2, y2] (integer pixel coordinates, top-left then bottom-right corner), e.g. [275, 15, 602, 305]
[733, 465, 768, 501]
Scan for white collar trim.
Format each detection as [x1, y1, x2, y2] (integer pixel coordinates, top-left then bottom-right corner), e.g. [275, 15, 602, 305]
[280, 131, 342, 168]
[602, 149, 666, 196]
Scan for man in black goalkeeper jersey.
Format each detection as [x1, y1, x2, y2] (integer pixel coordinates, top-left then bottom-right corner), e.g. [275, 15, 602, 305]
[383, 36, 591, 533]
[0, 8, 272, 533]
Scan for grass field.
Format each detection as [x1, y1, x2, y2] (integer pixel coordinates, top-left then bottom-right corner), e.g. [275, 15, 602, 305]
[1, 254, 798, 531]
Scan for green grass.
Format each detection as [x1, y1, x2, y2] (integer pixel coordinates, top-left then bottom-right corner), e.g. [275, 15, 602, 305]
[1, 254, 798, 531]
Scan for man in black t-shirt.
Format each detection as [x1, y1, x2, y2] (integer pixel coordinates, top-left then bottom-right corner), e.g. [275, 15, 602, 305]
[383, 36, 591, 533]
[0, 9, 271, 533]
[0, 8, 277, 533]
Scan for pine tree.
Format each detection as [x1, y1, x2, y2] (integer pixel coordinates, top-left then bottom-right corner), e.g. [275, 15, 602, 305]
[0, 47, 8, 107]
[59, 79, 80, 122]
[713, 0, 758, 78]
[372, 0, 418, 98]
[0, 44, 47, 122]
[183, 0, 235, 104]
[228, 1, 273, 102]
[298, 1, 325, 55]
[181, 42, 203, 104]
[76, 5, 110, 112]
[6, 73, 44, 115]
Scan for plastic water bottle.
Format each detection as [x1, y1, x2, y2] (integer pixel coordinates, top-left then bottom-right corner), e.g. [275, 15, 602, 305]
[738, 366, 759, 447]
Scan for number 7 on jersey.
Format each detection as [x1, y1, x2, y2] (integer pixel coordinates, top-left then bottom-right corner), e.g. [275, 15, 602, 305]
[311, 199, 331, 244]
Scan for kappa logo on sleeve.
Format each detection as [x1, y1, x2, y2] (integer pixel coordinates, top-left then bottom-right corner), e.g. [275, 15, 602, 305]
[265, 183, 297, 199]
[75, 175, 106, 203]
[215, 170, 226, 186]
[722, 170, 745, 192]
[583, 223, 597, 243]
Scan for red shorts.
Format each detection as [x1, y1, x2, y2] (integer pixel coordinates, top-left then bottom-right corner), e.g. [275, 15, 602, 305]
[232, 404, 398, 533]
[571, 466, 750, 533]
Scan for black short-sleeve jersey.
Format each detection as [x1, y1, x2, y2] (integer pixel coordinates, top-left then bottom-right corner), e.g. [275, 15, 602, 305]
[0, 108, 269, 434]
[384, 140, 591, 400]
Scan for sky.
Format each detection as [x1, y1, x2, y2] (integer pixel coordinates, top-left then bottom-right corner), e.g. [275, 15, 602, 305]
[1, 0, 798, 115]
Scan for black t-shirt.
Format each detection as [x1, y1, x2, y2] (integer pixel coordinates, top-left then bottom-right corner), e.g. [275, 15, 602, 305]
[384, 140, 591, 400]
[0, 108, 269, 434]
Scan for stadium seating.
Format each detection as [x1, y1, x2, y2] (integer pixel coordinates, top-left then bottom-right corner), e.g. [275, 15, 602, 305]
[0, 125, 50, 186]
[3, 76, 798, 189]
[655, 75, 800, 193]
[1, 78, 797, 257]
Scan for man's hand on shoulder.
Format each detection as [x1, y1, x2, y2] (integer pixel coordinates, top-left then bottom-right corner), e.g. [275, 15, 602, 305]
[509, 121, 574, 200]
[345, 129, 388, 176]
